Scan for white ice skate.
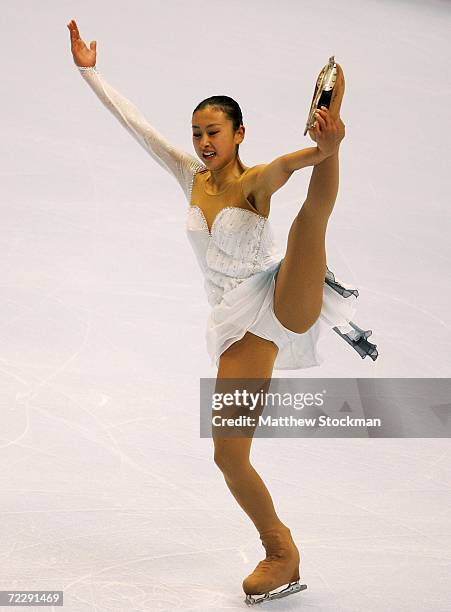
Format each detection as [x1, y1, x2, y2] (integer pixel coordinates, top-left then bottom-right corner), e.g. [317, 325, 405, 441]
[304, 55, 338, 136]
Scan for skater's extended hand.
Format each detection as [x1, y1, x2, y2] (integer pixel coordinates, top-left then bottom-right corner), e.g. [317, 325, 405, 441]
[309, 107, 345, 157]
[67, 19, 96, 68]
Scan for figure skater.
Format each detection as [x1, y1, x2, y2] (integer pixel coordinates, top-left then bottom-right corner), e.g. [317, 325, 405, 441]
[68, 19, 378, 605]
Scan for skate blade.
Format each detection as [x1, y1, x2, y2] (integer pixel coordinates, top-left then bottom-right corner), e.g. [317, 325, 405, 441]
[303, 55, 337, 136]
[244, 580, 307, 606]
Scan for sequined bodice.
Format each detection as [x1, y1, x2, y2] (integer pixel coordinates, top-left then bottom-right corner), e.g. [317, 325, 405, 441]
[186, 204, 283, 306]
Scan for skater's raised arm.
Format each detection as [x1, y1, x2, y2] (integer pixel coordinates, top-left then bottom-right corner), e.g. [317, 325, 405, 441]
[250, 148, 324, 200]
[67, 19, 203, 202]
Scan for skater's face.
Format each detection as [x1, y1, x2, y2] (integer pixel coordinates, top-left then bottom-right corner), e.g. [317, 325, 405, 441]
[192, 107, 245, 166]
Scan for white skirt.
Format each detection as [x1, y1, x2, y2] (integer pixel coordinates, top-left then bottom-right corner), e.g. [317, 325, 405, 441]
[206, 259, 377, 370]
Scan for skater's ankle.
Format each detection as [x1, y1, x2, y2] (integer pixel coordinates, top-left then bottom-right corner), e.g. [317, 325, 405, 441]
[258, 520, 290, 534]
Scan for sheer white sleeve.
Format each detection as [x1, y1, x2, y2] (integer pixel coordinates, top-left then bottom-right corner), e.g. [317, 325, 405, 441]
[77, 66, 205, 203]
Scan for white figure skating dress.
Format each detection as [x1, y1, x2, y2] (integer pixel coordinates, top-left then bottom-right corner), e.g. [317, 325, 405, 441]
[77, 65, 378, 370]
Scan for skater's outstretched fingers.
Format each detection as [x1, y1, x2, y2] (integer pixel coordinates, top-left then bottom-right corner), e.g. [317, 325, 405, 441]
[67, 19, 81, 45]
[68, 19, 85, 44]
[70, 19, 81, 38]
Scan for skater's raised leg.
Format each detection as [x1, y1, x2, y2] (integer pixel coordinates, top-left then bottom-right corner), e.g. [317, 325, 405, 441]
[273, 63, 346, 335]
[273, 149, 340, 333]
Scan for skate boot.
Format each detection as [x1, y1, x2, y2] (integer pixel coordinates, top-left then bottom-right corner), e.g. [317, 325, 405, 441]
[304, 55, 345, 136]
[242, 525, 307, 605]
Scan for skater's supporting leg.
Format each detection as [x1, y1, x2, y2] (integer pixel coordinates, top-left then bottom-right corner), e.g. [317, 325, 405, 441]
[214, 332, 303, 601]
[214, 440, 286, 534]
[213, 332, 287, 534]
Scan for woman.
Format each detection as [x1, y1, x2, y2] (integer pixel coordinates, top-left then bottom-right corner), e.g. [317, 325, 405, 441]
[67, 19, 378, 605]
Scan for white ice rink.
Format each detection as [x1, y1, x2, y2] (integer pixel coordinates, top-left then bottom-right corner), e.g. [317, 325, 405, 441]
[1, 0, 450, 610]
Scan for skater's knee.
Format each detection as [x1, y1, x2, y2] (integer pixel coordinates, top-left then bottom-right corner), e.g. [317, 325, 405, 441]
[214, 453, 252, 477]
[213, 438, 251, 475]
[276, 309, 321, 335]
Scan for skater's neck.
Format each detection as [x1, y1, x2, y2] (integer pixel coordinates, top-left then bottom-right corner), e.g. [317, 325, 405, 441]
[205, 155, 249, 193]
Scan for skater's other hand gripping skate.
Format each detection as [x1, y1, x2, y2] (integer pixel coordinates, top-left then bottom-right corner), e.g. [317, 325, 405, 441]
[309, 107, 345, 157]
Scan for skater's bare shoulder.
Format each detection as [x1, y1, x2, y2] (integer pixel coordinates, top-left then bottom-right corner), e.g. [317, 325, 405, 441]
[243, 158, 293, 202]
[240, 164, 274, 218]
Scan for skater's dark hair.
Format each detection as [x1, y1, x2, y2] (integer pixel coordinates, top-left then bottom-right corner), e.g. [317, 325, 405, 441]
[193, 96, 243, 155]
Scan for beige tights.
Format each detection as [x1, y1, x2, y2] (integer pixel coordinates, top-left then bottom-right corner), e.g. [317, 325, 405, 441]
[214, 439, 287, 534]
[213, 342, 288, 535]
